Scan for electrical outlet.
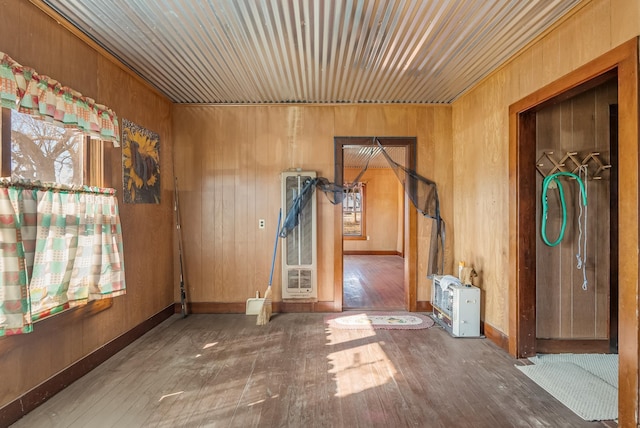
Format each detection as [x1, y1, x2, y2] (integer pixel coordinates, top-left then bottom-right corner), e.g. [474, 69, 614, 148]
[259, 219, 265, 229]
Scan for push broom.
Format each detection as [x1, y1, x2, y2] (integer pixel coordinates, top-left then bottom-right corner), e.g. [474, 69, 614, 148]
[257, 209, 281, 325]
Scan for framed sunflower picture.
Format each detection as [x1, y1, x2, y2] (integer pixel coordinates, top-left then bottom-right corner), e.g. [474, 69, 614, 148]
[122, 119, 160, 204]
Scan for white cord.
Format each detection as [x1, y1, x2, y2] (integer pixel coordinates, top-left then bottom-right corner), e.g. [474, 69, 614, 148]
[576, 165, 588, 290]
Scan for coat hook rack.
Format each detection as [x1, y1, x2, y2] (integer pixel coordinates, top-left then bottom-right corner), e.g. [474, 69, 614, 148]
[536, 151, 611, 180]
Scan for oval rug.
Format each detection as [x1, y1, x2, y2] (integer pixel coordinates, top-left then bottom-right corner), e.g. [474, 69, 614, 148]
[324, 312, 435, 330]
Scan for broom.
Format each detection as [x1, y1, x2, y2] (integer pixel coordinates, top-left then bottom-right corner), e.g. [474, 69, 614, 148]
[257, 209, 282, 325]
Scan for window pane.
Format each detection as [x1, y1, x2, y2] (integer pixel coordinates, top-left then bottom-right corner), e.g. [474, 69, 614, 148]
[343, 183, 364, 237]
[11, 111, 84, 185]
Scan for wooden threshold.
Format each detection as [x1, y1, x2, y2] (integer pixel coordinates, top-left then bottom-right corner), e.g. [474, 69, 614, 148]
[536, 339, 610, 354]
[343, 250, 403, 256]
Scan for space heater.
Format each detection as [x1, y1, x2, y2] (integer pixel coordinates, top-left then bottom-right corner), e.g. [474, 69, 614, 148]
[431, 275, 481, 337]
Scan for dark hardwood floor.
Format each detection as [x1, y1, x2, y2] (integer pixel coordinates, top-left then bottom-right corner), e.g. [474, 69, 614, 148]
[343, 255, 404, 310]
[11, 314, 605, 427]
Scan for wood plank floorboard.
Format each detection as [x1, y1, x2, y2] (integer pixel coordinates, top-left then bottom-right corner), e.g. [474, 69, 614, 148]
[11, 313, 606, 427]
[343, 255, 404, 310]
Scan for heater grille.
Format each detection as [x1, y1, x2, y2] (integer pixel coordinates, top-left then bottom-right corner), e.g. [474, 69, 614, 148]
[282, 171, 317, 299]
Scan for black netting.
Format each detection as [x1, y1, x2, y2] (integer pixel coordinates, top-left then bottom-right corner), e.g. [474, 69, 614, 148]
[373, 138, 445, 274]
[278, 138, 446, 275]
[315, 177, 345, 205]
[280, 175, 317, 238]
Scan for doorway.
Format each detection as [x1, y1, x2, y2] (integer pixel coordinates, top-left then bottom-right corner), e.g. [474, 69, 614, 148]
[509, 37, 640, 426]
[334, 137, 418, 312]
[343, 255, 404, 310]
[510, 66, 624, 358]
[533, 77, 617, 354]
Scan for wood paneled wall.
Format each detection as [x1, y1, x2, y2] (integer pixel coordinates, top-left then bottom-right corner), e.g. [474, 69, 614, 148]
[0, 0, 174, 410]
[343, 168, 401, 253]
[455, 2, 640, 423]
[451, 0, 640, 335]
[172, 104, 453, 307]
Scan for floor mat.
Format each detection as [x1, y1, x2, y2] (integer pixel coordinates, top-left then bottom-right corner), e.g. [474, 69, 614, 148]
[516, 353, 618, 421]
[324, 312, 435, 330]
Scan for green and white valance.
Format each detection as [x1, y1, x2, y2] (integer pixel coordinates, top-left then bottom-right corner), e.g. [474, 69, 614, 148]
[0, 52, 120, 146]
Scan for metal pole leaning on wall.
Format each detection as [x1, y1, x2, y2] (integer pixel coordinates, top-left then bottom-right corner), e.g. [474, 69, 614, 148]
[174, 176, 188, 318]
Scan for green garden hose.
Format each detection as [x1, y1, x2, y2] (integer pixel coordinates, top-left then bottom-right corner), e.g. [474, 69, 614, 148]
[541, 172, 587, 247]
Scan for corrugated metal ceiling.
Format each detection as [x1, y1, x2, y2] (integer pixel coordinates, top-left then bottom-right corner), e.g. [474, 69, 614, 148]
[343, 146, 405, 169]
[40, 0, 582, 104]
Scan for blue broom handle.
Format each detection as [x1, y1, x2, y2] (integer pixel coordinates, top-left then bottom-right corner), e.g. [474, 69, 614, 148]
[269, 209, 282, 287]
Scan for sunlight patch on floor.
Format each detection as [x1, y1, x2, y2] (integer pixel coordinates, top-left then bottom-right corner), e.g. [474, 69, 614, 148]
[325, 318, 376, 345]
[328, 341, 396, 397]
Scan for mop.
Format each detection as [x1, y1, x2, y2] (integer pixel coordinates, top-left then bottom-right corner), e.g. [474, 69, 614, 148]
[257, 209, 282, 325]
[541, 169, 589, 289]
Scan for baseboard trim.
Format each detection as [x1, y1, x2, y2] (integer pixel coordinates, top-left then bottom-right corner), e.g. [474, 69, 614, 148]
[416, 301, 433, 312]
[483, 322, 510, 353]
[180, 301, 339, 314]
[343, 250, 403, 256]
[180, 302, 246, 314]
[183, 301, 433, 314]
[536, 339, 610, 354]
[277, 301, 336, 312]
[0, 305, 174, 428]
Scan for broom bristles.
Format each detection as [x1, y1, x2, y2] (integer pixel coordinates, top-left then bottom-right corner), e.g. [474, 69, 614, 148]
[256, 286, 272, 325]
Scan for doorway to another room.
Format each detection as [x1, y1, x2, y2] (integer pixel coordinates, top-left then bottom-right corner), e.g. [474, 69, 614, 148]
[509, 38, 640, 426]
[343, 254, 404, 310]
[512, 70, 620, 358]
[534, 77, 618, 354]
[335, 137, 416, 311]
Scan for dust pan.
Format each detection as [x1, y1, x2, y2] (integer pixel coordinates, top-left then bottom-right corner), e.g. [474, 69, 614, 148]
[246, 292, 264, 315]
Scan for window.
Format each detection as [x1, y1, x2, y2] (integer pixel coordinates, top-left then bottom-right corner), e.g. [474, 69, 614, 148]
[2, 109, 102, 185]
[11, 110, 84, 183]
[0, 108, 114, 332]
[0, 52, 124, 336]
[343, 182, 366, 239]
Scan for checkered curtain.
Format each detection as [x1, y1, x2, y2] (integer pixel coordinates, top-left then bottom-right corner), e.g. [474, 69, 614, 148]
[0, 181, 126, 336]
[0, 52, 120, 146]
